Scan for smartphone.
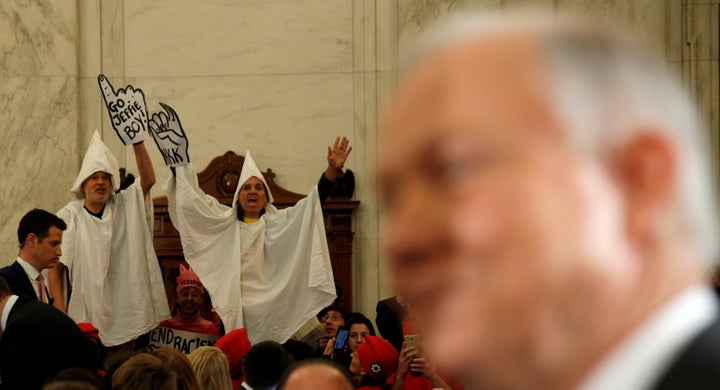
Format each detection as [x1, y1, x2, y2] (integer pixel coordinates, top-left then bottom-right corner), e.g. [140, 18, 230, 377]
[334, 329, 349, 350]
[405, 334, 422, 376]
[404, 334, 419, 350]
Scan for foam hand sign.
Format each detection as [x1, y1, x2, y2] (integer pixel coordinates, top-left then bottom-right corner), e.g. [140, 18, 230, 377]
[148, 103, 190, 167]
[98, 74, 148, 145]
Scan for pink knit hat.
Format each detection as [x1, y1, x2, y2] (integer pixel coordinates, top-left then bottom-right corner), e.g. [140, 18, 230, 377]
[176, 264, 204, 295]
[357, 335, 398, 379]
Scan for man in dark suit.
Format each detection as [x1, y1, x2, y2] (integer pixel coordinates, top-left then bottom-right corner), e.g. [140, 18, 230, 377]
[0, 209, 66, 304]
[380, 10, 720, 390]
[0, 276, 97, 389]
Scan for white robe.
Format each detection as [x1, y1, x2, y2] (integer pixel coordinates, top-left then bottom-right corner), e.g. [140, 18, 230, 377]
[57, 181, 170, 346]
[165, 165, 336, 344]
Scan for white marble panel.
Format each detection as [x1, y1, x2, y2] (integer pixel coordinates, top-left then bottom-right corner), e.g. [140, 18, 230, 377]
[376, 0, 398, 72]
[354, 0, 377, 73]
[557, 0, 666, 45]
[398, 0, 464, 52]
[128, 73, 354, 195]
[352, 68, 378, 238]
[79, 76, 108, 156]
[79, 0, 102, 77]
[666, 0, 683, 62]
[0, 77, 79, 264]
[100, 0, 126, 77]
[0, 0, 77, 76]
[686, 3, 720, 61]
[355, 237, 382, 317]
[0, 244, 17, 267]
[124, 0, 353, 77]
[376, 237, 396, 301]
[691, 60, 720, 177]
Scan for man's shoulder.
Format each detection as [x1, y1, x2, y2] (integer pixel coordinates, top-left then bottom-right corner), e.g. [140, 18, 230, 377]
[0, 261, 23, 278]
[57, 200, 84, 219]
[9, 297, 68, 322]
[376, 296, 402, 311]
[652, 317, 720, 389]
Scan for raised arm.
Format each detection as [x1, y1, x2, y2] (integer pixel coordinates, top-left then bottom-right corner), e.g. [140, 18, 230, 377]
[318, 136, 352, 203]
[49, 263, 66, 312]
[133, 142, 156, 197]
[324, 136, 352, 182]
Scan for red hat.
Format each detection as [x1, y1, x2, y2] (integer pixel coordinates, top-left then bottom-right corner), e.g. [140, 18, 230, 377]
[214, 328, 252, 378]
[176, 264, 205, 295]
[357, 335, 398, 379]
[77, 322, 101, 341]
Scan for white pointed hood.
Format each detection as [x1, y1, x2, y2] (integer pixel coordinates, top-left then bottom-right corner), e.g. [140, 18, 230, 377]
[70, 130, 120, 194]
[231, 151, 276, 214]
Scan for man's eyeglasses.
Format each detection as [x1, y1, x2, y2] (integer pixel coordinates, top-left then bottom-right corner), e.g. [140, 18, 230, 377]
[321, 315, 343, 322]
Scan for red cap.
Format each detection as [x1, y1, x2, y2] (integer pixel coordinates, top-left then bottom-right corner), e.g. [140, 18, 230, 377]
[77, 322, 100, 341]
[357, 335, 398, 379]
[214, 328, 252, 378]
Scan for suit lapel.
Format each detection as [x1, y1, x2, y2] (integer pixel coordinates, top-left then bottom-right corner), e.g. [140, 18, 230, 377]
[652, 317, 720, 389]
[10, 262, 39, 301]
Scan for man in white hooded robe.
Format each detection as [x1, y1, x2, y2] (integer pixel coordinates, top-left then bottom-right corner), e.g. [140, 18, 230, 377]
[48, 131, 170, 347]
[152, 106, 351, 343]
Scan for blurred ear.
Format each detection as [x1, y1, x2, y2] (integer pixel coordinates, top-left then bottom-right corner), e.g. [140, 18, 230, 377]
[611, 131, 676, 248]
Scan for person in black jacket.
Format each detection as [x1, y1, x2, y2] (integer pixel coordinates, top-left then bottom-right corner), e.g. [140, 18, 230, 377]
[0, 209, 66, 304]
[0, 276, 98, 390]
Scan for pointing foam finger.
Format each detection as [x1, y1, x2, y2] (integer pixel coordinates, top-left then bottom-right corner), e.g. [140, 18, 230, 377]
[97, 74, 116, 102]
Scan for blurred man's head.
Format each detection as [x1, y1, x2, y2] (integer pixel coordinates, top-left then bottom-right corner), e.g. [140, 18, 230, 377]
[278, 359, 354, 390]
[381, 11, 717, 389]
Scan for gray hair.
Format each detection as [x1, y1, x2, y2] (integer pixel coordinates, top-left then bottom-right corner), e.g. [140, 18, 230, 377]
[404, 10, 719, 267]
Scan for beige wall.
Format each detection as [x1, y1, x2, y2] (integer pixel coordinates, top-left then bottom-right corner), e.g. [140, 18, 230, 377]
[1, 0, 717, 319]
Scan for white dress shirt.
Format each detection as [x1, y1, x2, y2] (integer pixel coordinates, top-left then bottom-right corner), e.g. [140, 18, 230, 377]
[579, 286, 718, 390]
[16, 257, 45, 301]
[1, 295, 19, 332]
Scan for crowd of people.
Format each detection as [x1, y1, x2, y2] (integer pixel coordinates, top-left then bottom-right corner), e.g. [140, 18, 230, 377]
[0, 57, 448, 390]
[3, 7, 720, 390]
[0, 265, 458, 390]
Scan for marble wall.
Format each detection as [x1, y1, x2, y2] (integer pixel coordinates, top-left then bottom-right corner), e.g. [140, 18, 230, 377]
[0, 0, 79, 262]
[1, 0, 718, 318]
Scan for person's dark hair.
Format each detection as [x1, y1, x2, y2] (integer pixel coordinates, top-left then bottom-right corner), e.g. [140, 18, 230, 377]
[276, 358, 353, 390]
[17, 208, 67, 248]
[333, 282, 344, 307]
[347, 312, 376, 336]
[317, 305, 348, 323]
[243, 341, 293, 390]
[43, 367, 106, 390]
[282, 339, 315, 362]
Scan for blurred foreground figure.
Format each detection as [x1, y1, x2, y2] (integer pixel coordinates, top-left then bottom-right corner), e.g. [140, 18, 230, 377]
[380, 11, 720, 390]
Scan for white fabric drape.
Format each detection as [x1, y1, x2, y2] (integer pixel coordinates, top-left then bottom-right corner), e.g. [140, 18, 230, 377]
[58, 182, 170, 346]
[165, 164, 336, 344]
